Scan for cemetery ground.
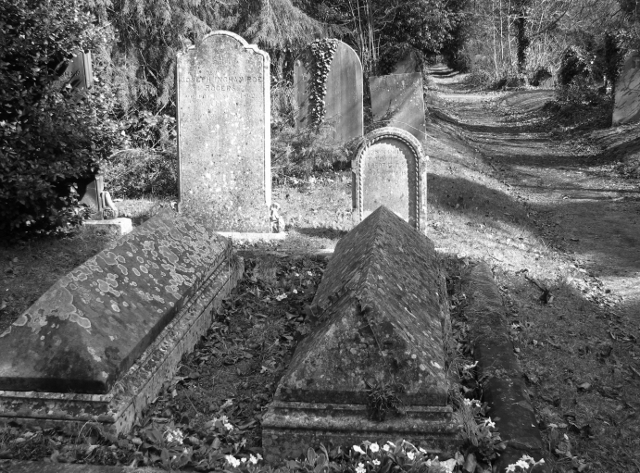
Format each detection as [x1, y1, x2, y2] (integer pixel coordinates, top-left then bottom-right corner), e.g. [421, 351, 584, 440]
[3, 67, 640, 472]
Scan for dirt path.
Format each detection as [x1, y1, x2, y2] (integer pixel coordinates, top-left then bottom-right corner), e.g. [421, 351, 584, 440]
[428, 64, 640, 318]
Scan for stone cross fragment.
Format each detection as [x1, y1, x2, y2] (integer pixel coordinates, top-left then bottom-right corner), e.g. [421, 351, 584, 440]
[0, 209, 242, 434]
[370, 72, 427, 143]
[352, 127, 427, 232]
[294, 40, 364, 146]
[177, 31, 271, 231]
[262, 206, 459, 461]
[613, 51, 640, 126]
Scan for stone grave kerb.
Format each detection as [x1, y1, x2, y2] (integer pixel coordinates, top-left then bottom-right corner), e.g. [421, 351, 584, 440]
[176, 31, 271, 231]
[352, 126, 427, 232]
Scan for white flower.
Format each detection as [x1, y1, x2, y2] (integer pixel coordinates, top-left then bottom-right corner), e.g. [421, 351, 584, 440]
[306, 271, 313, 276]
[249, 454, 259, 464]
[484, 417, 496, 429]
[382, 444, 390, 452]
[292, 289, 298, 294]
[275, 293, 288, 301]
[440, 459, 457, 473]
[355, 463, 366, 473]
[520, 454, 534, 464]
[407, 451, 415, 461]
[241, 458, 248, 463]
[225, 455, 241, 468]
[505, 465, 517, 473]
[165, 428, 184, 444]
[369, 442, 380, 453]
[372, 460, 380, 466]
[516, 460, 530, 470]
[224, 421, 234, 431]
[353, 445, 365, 454]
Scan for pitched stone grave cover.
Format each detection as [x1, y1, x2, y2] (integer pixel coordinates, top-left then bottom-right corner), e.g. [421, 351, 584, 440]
[352, 127, 427, 232]
[0, 209, 242, 433]
[613, 51, 640, 125]
[177, 31, 271, 231]
[294, 40, 363, 145]
[370, 72, 426, 143]
[263, 206, 458, 461]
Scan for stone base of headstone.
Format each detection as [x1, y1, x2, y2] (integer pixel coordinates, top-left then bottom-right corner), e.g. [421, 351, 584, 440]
[262, 206, 459, 461]
[217, 231, 288, 243]
[0, 211, 243, 434]
[83, 217, 133, 235]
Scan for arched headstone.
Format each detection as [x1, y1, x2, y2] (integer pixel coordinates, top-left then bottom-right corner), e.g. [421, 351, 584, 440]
[613, 51, 640, 126]
[177, 31, 271, 231]
[294, 40, 363, 145]
[352, 127, 427, 232]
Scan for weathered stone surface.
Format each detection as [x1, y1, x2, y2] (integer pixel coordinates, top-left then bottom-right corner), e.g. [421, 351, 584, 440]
[352, 127, 427, 231]
[294, 41, 363, 145]
[54, 50, 93, 92]
[177, 31, 271, 231]
[0, 210, 234, 394]
[370, 73, 426, 143]
[613, 51, 640, 126]
[263, 206, 458, 461]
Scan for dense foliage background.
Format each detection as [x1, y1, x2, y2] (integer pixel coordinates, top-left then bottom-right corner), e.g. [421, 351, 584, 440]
[2, 0, 640, 234]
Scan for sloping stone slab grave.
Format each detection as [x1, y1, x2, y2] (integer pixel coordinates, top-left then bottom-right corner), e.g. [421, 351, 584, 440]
[263, 206, 459, 461]
[0, 210, 243, 434]
[352, 127, 427, 232]
[370, 72, 427, 143]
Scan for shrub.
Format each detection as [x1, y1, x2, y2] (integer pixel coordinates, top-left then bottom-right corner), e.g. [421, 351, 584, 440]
[558, 46, 592, 86]
[0, 0, 124, 235]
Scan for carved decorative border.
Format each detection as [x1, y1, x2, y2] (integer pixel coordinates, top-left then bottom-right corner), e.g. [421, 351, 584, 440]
[352, 127, 426, 231]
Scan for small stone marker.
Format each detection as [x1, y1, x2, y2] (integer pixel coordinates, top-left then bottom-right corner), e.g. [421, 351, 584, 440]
[352, 127, 427, 231]
[263, 206, 458, 461]
[0, 209, 242, 433]
[54, 50, 93, 93]
[294, 40, 363, 145]
[370, 72, 427, 143]
[613, 51, 640, 125]
[177, 31, 271, 231]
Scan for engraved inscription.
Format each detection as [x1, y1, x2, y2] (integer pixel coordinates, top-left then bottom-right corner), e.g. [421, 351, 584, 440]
[363, 143, 410, 221]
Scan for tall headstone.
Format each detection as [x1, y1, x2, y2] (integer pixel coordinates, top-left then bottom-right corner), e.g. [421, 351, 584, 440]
[294, 40, 363, 145]
[613, 51, 640, 126]
[54, 50, 93, 94]
[177, 31, 271, 231]
[370, 73, 427, 143]
[352, 127, 427, 232]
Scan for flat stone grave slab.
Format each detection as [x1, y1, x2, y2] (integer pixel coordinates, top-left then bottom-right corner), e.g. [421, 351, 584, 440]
[613, 51, 640, 125]
[294, 40, 363, 146]
[0, 210, 243, 434]
[352, 127, 427, 231]
[177, 31, 271, 231]
[370, 72, 426, 143]
[262, 206, 459, 461]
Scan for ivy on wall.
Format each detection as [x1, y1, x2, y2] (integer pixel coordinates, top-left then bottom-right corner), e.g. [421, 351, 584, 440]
[307, 38, 338, 128]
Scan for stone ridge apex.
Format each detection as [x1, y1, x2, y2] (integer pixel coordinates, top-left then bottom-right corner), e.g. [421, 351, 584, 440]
[180, 30, 270, 59]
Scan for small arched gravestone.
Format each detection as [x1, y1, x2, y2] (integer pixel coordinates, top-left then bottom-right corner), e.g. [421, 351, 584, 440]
[352, 127, 427, 232]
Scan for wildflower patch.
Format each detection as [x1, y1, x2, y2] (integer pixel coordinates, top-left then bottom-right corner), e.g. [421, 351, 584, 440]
[262, 206, 460, 461]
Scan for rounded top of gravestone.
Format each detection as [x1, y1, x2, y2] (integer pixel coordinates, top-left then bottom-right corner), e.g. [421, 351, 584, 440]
[353, 126, 426, 165]
[178, 30, 269, 60]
